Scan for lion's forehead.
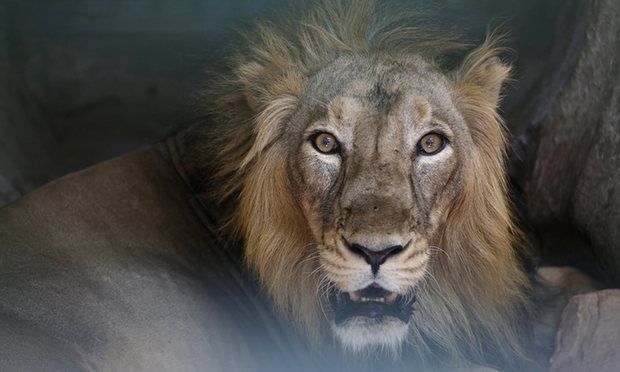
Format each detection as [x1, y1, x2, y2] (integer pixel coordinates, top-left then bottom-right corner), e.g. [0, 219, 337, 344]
[305, 55, 455, 112]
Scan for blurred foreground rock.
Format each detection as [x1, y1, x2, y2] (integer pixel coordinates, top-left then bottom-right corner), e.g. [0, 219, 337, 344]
[550, 290, 620, 372]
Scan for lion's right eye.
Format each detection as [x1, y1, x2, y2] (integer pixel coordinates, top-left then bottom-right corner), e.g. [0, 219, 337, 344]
[310, 132, 340, 154]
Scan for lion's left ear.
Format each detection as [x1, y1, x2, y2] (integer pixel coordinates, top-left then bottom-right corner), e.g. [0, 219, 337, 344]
[451, 37, 511, 153]
[452, 38, 511, 116]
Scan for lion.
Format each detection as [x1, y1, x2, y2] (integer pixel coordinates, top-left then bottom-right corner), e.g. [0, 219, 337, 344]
[196, 0, 533, 369]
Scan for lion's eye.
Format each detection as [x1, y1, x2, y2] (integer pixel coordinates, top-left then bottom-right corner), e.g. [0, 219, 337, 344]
[417, 133, 446, 155]
[311, 132, 340, 154]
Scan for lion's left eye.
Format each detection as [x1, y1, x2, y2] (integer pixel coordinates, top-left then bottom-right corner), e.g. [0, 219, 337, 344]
[417, 133, 446, 156]
[310, 132, 340, 154]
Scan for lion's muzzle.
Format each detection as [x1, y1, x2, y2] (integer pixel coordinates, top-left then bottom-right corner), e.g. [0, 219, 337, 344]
[329, 284, 416, 325]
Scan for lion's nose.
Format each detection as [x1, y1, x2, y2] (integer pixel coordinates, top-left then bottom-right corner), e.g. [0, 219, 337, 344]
[347, 242, 405, 275]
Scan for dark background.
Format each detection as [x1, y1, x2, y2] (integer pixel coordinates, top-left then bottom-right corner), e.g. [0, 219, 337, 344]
[0, 0, 562, 204]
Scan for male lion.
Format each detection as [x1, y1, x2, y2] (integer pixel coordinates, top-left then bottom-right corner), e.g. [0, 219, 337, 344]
[197, 0, 533, 369]
[0, 0, 600, 371]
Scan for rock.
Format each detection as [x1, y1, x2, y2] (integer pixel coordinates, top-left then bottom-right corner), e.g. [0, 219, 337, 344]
[550, 289, 620, 372]
[0, 2, 57, 204]
[523, 0, 620, 283]
[531, 267, 602, 369]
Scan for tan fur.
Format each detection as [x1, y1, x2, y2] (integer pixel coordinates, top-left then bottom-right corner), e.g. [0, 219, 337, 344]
[198, 0, 531, 366]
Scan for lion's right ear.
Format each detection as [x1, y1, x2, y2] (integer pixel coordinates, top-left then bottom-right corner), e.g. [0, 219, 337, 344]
[236, 61, 305, 114]
[236, 61, 266, 113]
[234, 61, 305, 167]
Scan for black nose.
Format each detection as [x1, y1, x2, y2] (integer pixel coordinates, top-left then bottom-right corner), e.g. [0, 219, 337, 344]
[347, 243, 405, 275]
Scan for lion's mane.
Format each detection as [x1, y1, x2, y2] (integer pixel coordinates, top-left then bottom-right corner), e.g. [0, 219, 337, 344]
[196, 0, 531, 365]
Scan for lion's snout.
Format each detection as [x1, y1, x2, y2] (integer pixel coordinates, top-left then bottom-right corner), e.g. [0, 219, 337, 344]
[322, 231, 430, 297]
[343, 239, 406, 275]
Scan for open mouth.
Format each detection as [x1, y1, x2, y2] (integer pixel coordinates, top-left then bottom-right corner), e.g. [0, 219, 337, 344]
[329, 284, 416, 324]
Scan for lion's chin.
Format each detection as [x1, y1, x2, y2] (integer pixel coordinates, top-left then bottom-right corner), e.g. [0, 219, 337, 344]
[331, 317, 409, 354]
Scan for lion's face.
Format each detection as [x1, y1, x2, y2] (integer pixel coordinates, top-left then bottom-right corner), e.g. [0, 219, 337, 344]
[286, 56, 470, 351]
[207, 0, 530, 362]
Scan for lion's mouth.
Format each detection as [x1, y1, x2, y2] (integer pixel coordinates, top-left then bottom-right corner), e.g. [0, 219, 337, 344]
[329, 284, 416, 324]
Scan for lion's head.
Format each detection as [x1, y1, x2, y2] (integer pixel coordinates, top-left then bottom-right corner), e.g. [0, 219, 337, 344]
[200, 0, 531, 365]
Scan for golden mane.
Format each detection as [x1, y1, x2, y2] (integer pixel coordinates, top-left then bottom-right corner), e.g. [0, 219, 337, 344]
[197, 0, 531, 366]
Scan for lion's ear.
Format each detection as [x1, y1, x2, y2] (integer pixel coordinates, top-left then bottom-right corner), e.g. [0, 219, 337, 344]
[451, 36, 511, 153]
[456, 56, 510, 110]
[236, 61, 267, 113]
[236, 61, 305, 115]
[452, 37, 511, 115]
[233, 60, 304, 167]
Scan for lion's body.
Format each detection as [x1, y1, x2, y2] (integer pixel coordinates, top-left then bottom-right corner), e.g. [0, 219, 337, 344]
[196, 0, 533, 369]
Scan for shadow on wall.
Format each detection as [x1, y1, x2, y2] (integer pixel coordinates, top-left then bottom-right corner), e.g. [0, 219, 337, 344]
[0, 0, 562, 205]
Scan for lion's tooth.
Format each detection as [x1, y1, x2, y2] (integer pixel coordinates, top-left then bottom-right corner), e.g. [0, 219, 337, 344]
[386, 291, 398, 303]
[348, 291, 361, 302]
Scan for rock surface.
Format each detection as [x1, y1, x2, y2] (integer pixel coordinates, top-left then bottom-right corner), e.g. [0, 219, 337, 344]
[523, 0, 620, 283]
[531, 267, 602, 369]
[550, 289, 620, 372]
[0, 2, 57, 205]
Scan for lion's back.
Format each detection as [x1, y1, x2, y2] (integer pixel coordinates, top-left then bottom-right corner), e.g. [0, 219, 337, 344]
[0, 138, 308, 371]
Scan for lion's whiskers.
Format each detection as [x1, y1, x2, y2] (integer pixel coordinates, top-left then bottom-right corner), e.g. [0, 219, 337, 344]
[427, 245, 446, 256]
